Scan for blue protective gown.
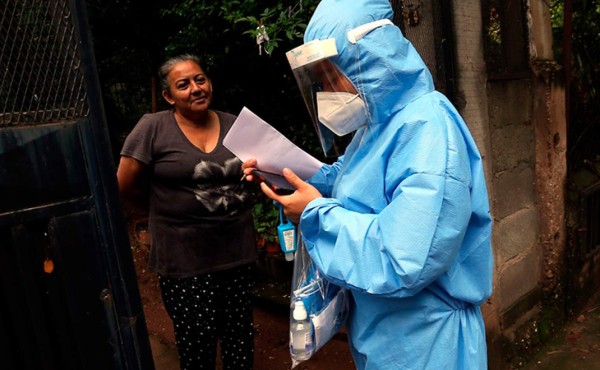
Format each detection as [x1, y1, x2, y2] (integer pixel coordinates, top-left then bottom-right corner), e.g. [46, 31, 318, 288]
[300, 1, 494, 369]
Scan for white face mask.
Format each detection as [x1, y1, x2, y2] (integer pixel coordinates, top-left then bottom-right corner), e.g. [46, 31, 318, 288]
[316, 91, 367, 136]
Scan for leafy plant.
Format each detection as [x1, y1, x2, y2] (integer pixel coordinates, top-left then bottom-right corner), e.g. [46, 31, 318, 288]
[233, 2, 313, 55]
[252, 198, 280, 245]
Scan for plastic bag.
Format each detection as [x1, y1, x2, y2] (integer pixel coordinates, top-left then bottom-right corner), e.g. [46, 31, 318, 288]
[289, 236, 349, 368]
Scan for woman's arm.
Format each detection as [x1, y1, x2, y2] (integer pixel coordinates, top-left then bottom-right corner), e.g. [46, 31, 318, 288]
[116, 156, 149, 212]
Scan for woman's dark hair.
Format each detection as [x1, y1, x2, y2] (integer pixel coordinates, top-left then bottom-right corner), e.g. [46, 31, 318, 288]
[158, 54, 202, 94]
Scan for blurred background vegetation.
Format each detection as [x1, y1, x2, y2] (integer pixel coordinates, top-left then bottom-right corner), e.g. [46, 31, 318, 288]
[550, 0, 600, 173]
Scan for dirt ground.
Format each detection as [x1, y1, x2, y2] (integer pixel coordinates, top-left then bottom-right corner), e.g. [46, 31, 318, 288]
[129, 219, 355, 370]
[520, 288, 600, 370]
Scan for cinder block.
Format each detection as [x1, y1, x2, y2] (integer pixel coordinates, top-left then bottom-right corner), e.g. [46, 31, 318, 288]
[493, 207, 539, 265]
[487, 80, 533, 130]
[490, 123, 534, 173]
[498, 249, 542, 311]
[493, 166, 536, 219]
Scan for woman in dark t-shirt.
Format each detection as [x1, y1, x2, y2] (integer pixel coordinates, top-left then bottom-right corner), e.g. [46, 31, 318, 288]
[117, 54, 256, 370]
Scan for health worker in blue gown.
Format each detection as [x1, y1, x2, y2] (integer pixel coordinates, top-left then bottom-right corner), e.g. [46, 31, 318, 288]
[243, 0, 494, 368]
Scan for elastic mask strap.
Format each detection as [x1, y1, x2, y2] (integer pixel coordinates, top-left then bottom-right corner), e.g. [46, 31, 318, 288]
[347, 19, 393, 44]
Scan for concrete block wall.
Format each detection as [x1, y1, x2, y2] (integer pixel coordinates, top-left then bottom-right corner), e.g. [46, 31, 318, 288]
[452, 0, 546, 308]
[488, 80, 542, 319]
[486, 78, 544, 367]
[449, 1, 568, 369]
[449, 1, 567, 368]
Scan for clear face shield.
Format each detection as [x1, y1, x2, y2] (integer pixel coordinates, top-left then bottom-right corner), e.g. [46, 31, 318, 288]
[286, 39, 367, 157]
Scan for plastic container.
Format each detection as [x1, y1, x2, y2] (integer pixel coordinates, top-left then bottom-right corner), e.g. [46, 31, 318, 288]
[289, 300, 314, 361]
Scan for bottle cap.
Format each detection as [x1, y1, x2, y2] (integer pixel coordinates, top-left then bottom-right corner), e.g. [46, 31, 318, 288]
[293, 300, 308, 320]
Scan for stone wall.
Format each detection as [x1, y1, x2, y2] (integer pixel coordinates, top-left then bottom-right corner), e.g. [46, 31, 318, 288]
[488, 79, 542, 327]
[450, 1, 567, 369]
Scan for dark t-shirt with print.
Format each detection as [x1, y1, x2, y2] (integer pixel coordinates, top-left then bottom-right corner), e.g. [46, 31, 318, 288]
[121, 110, 256, 277]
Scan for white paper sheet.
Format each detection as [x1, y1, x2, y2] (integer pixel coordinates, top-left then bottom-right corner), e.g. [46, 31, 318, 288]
[223, 107, 323, 180]
[310, 288, 349, 351]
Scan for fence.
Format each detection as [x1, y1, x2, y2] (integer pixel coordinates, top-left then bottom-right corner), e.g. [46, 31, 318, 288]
[0, 0, 88, 125]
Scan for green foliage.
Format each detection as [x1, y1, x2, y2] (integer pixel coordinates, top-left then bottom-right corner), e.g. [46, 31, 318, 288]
[552, 0, 600, 87]
[234, 2, 310, 55]
[549, 2, 565, 62]
[159, 0, 317, 67]
[252, 199, 280, 243]
[571, 1, 600, 103]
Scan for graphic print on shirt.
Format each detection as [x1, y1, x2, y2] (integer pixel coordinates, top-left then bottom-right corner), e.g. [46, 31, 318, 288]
[192, 158, 250, 213]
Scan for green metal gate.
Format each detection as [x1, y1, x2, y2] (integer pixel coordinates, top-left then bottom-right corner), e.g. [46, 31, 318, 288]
[0, 0, 154, 369]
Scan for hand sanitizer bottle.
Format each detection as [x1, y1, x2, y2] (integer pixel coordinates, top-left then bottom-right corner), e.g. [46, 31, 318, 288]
[290, 300, 314, 361]
[277, 203, 296, 261]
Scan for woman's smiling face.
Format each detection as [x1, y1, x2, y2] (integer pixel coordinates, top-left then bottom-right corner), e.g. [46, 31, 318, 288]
[162, 60, 213, 115]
